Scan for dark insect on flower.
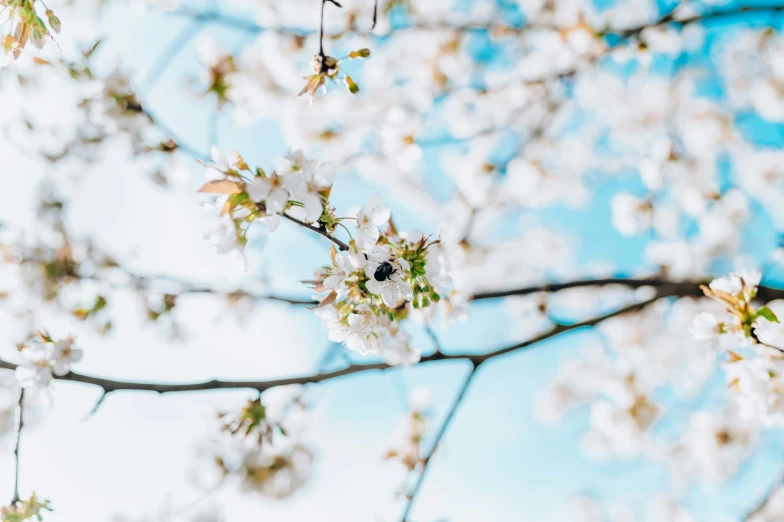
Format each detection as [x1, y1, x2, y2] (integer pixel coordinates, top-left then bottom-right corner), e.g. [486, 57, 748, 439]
[374, 261, 395, 282]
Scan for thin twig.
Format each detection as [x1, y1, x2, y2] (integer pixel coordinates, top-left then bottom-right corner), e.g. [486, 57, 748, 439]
[82, 390, 108, 421]
[0, 295, 661, 395]
[10, 389, 25, 505]
[470, 277, 706, 300]
[400, 366, 476, 522]
[169, 5, 784, 39]
[282, 212, 350, 251]
[319, 0, 342, 58]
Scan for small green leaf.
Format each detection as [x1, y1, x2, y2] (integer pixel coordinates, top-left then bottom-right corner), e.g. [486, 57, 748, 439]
[758, 306, 780, 323]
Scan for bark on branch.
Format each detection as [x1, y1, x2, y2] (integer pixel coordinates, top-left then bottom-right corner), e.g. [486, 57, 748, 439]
[0, 293, 663, 395]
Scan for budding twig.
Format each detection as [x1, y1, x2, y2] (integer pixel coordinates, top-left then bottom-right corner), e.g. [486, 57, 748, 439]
[400, 366, 476, 522]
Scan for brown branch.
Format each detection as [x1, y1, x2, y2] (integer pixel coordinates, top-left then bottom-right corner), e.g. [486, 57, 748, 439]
[10, 389, 24, 505]
[401, 366, 476, 522]
[0, 294, 663, 395]
[472, 277, 784, 303]
[170, 5, 784, 40]
[282, 212, 350, 251]
[470, 277, 706, 300]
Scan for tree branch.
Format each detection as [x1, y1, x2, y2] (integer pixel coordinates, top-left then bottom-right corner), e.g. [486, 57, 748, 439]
[169, 5, 784, 40]
[10, 389, 24, 505]
[400, 366, 476, 522]
[282, 212, 350, 251]
[470, 277, 705, 300]
[0, 295, 662, 395]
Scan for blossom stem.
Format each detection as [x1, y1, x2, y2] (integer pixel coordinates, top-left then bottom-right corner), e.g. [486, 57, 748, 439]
[282, 212, 350, 251]
[10, 389, 24, 505]
[400, 366, 476, 522]
[318, 0, 342, 59]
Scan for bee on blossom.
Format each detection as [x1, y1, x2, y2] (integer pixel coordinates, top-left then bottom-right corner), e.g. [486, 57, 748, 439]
[305, 196, 450, 362]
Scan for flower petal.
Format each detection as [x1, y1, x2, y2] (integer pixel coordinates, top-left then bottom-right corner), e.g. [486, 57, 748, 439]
[303, 194, 323, 223]
[379, 280, 400, 307]
[391, 273, 414, 301]
[367, 245, 390, 263]
[356, 225, 380, 250]
[247, 178, 271, 203]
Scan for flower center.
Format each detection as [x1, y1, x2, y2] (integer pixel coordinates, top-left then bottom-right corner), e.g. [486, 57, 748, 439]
[374, 261, 394, 282]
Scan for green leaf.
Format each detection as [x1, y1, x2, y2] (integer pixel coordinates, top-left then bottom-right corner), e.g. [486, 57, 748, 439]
[758, 306, 780, 323]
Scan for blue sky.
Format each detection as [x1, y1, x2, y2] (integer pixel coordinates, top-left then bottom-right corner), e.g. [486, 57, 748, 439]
[2, 0, 784, 520]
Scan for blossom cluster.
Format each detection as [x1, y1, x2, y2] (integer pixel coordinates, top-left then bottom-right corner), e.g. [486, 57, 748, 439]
[1, 0, 60, 66]
[537, 295, 715, 462]
[211, 395, 313, 499]
[691, 271, 784, 426]
[14, 332, 82, 390]
[310, 222, 446, 363]
[199, 147, 337, 251]
[383, 387, 431, 473]
[200, 148, 451, 364]
[1, 493, 52, 522]
[297, 49, 371, 102]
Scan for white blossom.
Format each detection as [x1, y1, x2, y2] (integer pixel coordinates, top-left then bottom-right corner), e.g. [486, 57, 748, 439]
[356, 194, 390, 250]
[363, 246, 414, 307]
[689, 311, 721, 341]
